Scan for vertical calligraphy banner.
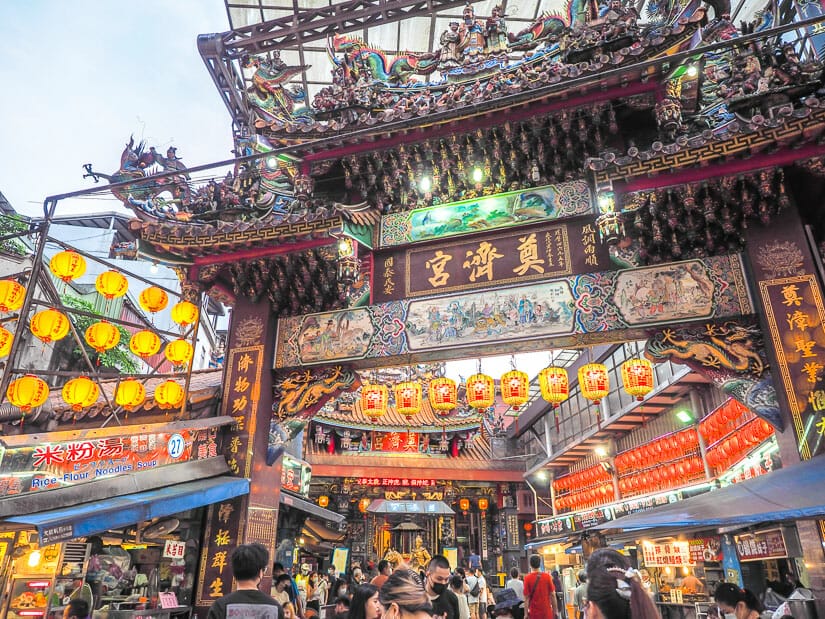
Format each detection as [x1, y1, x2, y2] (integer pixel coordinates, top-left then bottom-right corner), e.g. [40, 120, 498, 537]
[196, 496, 246, 607]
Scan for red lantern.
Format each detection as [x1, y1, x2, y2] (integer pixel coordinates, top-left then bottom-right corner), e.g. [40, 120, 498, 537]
[358, 498, 371, 513]
[523, 522, 533, 532]
[621, 358, 654, 401]
[459, 498, 471, 513]
[478, 498, 489, 511]
[579, 363, 609, 405]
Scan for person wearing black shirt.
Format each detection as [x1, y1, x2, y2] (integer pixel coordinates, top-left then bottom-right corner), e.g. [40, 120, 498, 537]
[208, 543, 282, 619]
[425, 555, 459, 619]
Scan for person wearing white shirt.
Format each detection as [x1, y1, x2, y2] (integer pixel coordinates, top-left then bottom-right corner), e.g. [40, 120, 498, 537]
[507, 568, 525, 601]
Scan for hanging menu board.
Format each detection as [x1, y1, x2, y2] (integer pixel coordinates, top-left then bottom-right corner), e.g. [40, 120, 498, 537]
[735, 529, 788, 561]
[642, 541, 692, 566]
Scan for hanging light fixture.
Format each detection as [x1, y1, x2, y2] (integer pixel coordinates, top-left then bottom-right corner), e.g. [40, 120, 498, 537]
[393, 376, 422, 421]
[478, 497, 489, 511]
[428, 377, 458, 416]
[621, 354, 654, 401]
[466, 362, 495, 412]
[154, 380, 184, 409]
[95, 270, 128, 300]
[318, 495, 330, 508]
[459, 498, 470, 514]
[171, 301, 199, 328]
[115, 379, 146, 411]
[139, 286, 169, 314]
[49, 250, 86, 283]
[579, 358, 609, 405]
[7, 375, 49, 412]
[0, 280, 26, 313]
[539, 352, 569, 431]
[61, 376, 100, 412]
[29, 309, 70, 343]
[0, 326, 13, 358]
[500, 357, 529, 411]
[361, 378, 388, 420]
[164, 339, 194, 366]
[84, 321, 120, 353]
[129, 330, 161, 359]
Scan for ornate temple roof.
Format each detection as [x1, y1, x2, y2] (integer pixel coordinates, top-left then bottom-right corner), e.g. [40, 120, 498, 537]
[313, 397, 482, 432]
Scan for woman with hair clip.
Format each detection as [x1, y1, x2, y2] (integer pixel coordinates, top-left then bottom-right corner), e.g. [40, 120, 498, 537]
[713, 583, 764, 619]
[351, 583, 384, 619]
[585, 565, 662, 619]
[379, 568, 435, 619]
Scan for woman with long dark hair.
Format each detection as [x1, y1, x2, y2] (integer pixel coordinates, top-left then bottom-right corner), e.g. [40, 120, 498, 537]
[713, 583, 764, 619]
[351, 583, 383, 619]
[584, 565, 661, 619]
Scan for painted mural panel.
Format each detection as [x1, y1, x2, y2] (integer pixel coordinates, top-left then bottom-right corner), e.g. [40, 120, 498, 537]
[379, 180, 592, 247]
[274, 254, 753, 368]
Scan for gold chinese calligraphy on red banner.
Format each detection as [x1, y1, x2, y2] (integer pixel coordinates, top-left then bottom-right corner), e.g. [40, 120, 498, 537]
[221, 345, 264, 477]
[196, 495, 246, 606]
[760, 274, 825, 459]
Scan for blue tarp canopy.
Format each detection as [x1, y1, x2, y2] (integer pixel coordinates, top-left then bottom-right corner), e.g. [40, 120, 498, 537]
[6, 476, 249, 544]
[594, 455, 825, 532]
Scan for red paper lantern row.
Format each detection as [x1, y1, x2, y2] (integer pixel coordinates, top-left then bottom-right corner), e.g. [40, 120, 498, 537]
[614, 429, 699, 474]
[617, 456, 705, 498]
[706, 418, 774, 470]
[553, 463, 612, 493]
[556, 484, 616, 511]
[699, 399, 749, 445]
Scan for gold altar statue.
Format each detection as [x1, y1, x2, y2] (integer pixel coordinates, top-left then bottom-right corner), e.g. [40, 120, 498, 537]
[409, 535, 432, 570]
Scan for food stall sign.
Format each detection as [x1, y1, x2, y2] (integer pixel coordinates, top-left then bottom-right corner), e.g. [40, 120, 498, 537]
[642, 541, 693, 566]
[536, 515, 575, 537]
[689, 537, 722, 563]
[734, 529, 787, 561]
[163, 539, 186, 559]
[280, 454, 311, 497]
[573, 507, 613, 530]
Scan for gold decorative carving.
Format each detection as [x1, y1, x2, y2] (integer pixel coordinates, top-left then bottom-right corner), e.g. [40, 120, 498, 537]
[274, 366, 357, 421]
[755, 241, 805, 279]
[234, 316, 265, 347]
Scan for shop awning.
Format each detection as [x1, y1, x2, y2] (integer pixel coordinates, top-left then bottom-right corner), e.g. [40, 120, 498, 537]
[280, 492, 346, 524]
[594, 455, 825, 532]
[304, 518, 346, 543]
[367, 499, 454, 515]
[5, 476, 249, 544]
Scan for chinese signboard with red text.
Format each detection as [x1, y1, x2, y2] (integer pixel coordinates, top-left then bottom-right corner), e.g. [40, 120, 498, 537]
[642, 541, 692, 566]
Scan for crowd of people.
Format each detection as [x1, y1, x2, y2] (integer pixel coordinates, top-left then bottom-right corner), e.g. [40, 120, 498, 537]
[202, 543, 785, 619]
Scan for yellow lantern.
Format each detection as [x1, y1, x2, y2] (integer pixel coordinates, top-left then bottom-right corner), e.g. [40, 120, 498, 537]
[459, 498, 471, 513]
[318, 495, 330, 508]
[130, 330, 161, 358]
[358, 497, 371, 513]
[0, 326, 13, 358]
[394, 380, 422, 420]
[139, 286, 169, 314]
[0, 280, 26, 313]
[7, 375, 49, 412]
[428, 377, 458, 416]
[539, 366, 569, 408]
[466, 373, 495, 411]
[579, 363, 609, 405]
[49, 250, 86, 282]
[61, 376, 99, 412]
[30, 309, 70, 343]
[155, 380, 184, 409]
[500, 369, 529, 411]
[85, 321, 120, 353]
[621, 358, 654, 401]
[116, 379, 146, 411]
[171, 301, 199, 327]
[95, 270, 128, 300]
[361, 383, 388, 419]
[164, 339, 193, 366]
[478, 497, 489, 511]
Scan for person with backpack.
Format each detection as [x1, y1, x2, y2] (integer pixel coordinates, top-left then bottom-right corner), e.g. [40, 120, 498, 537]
[467, 570, 482, 619]
[524, 555, 558, 619]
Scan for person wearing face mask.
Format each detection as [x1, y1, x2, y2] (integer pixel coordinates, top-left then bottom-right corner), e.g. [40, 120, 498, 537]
[583, 565, 660, 619]
[274, 574, 294, 606]
[713, 583, 764, 619]
[208, 543, 283, 619]
[426, 555, 460, 619]
[379, 568, 434, 619]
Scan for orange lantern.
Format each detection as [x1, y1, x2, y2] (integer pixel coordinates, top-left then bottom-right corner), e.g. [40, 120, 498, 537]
[61, 376, 99, 412]
[539, 366, 569, 408]
[358, 498, 371, 513]
[7, 375, 49, 412]
[466, 373, 495, 411]
[579, 363, 609, 405]
[171, 301, 199, 327]
[115, 379, 146, 411]
[523, 522, 533, 532]
[130, 330, 161, 358]
[318, 495, 330, 508]
[95, 270, 128, 300]
[459, 498, 471, 512]
[0, 326, 13, 358]
[621, 358, 654, 401]
[501, 369, 529, 411]
[164, 339, 194, 366]
[85, 321, 120, 353]
[154, 380, 184, 409]
[361, 383, 388, 419]
[429, 377, 458, 415]
[30, 309, 70, 343]
[0, 280, 26, 313]
[139, 286, 169, 314]
[49, 250, 86, 282]
[393, 380, 422, 420]
[478, 498, 489, 511]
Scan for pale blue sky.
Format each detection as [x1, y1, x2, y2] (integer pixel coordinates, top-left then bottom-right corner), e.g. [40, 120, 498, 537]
[0, 1, 234, 217]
